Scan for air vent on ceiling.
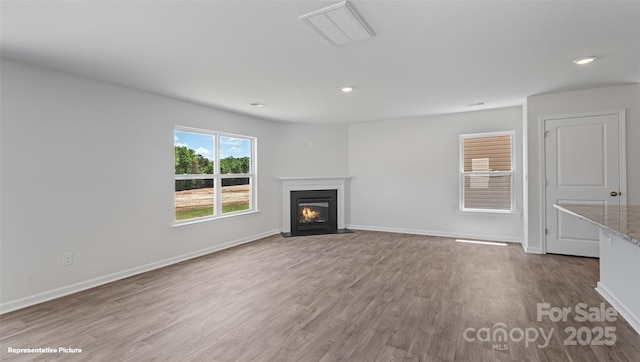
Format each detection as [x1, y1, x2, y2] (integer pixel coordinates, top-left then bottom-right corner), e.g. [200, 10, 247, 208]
[299, 1, 374, 47]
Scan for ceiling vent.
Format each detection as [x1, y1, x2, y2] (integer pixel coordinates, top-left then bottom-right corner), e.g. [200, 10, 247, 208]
[299, 1, 374, 47]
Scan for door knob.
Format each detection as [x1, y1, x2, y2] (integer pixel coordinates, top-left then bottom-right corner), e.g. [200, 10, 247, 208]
[610, 191, 619, 197]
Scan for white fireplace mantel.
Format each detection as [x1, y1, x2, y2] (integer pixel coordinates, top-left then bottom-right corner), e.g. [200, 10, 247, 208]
[279, 176, 350, 233]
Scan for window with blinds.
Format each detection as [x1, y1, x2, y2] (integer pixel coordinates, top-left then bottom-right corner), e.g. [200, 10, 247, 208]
[459, 131, 514, 212]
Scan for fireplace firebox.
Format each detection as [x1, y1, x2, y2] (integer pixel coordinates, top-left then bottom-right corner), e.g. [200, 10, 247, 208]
[290, 189, 337, 236]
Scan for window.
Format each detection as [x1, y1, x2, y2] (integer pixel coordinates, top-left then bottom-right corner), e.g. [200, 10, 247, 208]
[174, 126, 256, 223]
[459, 131, 514, 213]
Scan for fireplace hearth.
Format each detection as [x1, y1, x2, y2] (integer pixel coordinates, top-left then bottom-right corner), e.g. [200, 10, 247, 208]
[283, 189, 352, 237]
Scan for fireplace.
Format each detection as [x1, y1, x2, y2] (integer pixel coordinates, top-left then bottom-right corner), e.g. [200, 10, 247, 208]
[290, 189, 337, 235]
[279, 177, 352, 237]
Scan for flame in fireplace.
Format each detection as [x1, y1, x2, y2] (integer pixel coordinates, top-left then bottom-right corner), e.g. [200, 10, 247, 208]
[301, 207, 320, 222]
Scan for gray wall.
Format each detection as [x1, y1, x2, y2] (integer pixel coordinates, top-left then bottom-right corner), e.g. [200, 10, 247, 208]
[348, 106, 524, 242]
[275, 122, 349, 178]
[0, 59, 349, 311]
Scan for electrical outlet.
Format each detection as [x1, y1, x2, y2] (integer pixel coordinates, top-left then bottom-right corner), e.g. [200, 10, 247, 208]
[62, 253, 73, 266]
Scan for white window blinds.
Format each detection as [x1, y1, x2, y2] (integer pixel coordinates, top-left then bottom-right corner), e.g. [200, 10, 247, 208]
[460, 132, 514, 212]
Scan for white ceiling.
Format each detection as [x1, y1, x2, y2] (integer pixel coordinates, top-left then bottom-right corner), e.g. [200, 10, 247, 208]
[1, 0, 639, 124]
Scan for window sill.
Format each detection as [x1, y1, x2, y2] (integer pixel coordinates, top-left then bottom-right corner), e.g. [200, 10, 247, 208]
[170, 209, 261, 229]
[457, 209, 522, 217]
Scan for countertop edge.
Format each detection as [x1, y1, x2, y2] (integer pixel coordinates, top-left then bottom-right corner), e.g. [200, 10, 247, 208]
[553, 204, 640, 248]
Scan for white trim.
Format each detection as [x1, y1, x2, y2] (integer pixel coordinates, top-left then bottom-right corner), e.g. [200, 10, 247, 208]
[280, 177, 350, 232]
[596, 282, 640, 335]
[347, 224, 523, 244]
[174, 174, 214, 180]
[617, 111, 627, 206]
[278, 176, 351, 181]
[252, 137, 258, 211]
[538, 115, 547, 253]
[539, 109, 627, 255]
[170, 209, 261, 229]
[523, 244, 543, 254]
[459, 130, 516, 139]
[174, 126, 255, 143]
[174, 125, 217, 137]
[455, 210, 522, 217]
[522, 102, 529, 251]
[0, 229, 280, 315]
[458, 208, 519, 215]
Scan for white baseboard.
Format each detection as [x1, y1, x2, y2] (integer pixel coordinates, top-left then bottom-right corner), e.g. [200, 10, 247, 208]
[0, 229, 281, 315]
[347, 224, 523, 244]
[523, 244, 544, 254]
[596, 282, 640, 336]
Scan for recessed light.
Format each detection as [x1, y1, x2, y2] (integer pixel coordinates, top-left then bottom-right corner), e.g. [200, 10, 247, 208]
[340, 86, 354, 93]
[250, 102, 268, 107]
[573, 56, 597, 65]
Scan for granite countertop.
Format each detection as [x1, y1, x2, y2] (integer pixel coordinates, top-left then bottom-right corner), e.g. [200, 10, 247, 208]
[554, 203, 640, 247]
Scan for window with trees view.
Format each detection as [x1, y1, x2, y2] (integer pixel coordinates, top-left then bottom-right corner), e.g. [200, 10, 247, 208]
[460, 131, 514, 213]
[174, 127, 255, 223]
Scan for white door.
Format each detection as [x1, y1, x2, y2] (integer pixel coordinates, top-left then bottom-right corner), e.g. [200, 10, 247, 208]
[544, 112, 624, 257]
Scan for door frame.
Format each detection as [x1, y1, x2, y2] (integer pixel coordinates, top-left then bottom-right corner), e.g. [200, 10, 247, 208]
[538, 109, 627, 254]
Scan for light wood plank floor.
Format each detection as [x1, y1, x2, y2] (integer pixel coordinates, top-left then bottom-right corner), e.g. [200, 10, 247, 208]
[1, 231, 639, 361]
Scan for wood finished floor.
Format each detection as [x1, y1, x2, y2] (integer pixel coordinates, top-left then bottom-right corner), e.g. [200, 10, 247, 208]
[1, 231, 639, 361]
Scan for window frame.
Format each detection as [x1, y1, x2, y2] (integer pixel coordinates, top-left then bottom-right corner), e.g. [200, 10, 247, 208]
[459, 130, 515, 214]
[174, 126, 257, 225]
